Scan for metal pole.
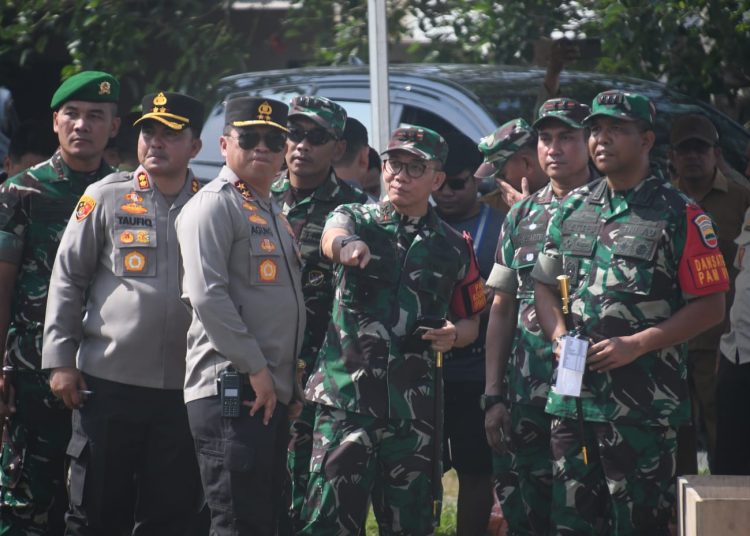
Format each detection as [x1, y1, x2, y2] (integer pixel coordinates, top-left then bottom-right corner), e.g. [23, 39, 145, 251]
[368, 0, 390, 154]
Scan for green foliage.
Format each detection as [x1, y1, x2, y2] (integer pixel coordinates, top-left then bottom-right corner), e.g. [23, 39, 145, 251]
[284, 0, 750, 102]
[0, 0, 256, 109]
[284, 0, 410, 65]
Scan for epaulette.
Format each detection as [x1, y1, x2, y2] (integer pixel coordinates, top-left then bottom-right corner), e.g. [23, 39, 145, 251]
[98, 170, 132, 186]
[200, 177, 232, 193]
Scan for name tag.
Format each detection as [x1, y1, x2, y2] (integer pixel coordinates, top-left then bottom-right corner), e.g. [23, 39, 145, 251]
[555, 335, 589, 397]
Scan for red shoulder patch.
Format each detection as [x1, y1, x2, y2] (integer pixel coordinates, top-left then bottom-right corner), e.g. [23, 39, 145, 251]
[679, 204, 729, 296]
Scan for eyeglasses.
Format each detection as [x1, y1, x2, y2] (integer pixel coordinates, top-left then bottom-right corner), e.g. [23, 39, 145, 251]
[384, 159, 436, 179]
[228, 130, 287, 153]
[288, 127, 336, 146]
[438, 176, 472, 191]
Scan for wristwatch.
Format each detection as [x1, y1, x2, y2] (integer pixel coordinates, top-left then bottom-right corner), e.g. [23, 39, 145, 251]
[479, 394, 506, 411]
[339, 234, 362, 248]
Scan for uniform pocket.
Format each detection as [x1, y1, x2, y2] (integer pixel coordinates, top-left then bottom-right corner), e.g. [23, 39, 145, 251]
[608, 235, 658, 295]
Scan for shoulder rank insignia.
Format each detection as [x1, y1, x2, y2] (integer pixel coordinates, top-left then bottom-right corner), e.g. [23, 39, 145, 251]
[75, 195, 97, 222]
[137, 171, 151, 190]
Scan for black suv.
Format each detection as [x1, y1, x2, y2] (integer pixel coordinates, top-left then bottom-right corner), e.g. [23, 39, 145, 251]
[192, 63, 749, 182]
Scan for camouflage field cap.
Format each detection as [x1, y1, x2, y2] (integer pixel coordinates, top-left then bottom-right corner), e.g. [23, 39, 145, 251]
[133, 91, 205, 132]
[382, 124, 448, 163]
[533, 98, 590, 129]
[288, 96, 347, 137]
[583, 90, 656, 126]
[50, 71, 119, 110]
[474, 118, 535, 180]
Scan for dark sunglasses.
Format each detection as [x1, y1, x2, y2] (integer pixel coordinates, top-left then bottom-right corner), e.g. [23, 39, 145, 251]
[288, 127, 336, 146]
[438, 176, 471, 191]
[229, 130, 287, 153]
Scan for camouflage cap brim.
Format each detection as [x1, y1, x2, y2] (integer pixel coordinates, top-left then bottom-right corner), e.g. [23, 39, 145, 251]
[381, 145, 434, 161]
[474, 161, 500, 180]
[288, 111, 333, 132]
[533, 114, 585, 130]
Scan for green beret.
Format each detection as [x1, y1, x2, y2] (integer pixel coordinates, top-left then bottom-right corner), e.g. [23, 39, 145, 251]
[50, 71, 120, 110]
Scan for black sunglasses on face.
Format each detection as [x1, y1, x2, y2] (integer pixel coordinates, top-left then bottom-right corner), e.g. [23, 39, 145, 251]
[438, 177, 472, 191]
[229, 130, 287, 153]
[288, 127, 336, 146]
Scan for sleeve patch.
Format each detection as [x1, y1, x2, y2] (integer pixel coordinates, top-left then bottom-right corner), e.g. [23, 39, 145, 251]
[75, 195, 97, 222]
[692, 212, 718, 249]
[450, 234, 487, 317]
[679, 204, 729, 296]
[687, 251, 729, 290]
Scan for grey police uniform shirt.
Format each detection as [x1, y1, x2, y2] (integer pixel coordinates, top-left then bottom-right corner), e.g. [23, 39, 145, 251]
[175, 165, 306, 406]
[42, 166, 201, 389]
[720, 206, 750, 365]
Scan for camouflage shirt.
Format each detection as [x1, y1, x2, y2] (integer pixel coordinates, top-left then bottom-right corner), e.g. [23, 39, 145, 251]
[305, 201, 486, 421]
[271, 170, 367, 373]
[488, 183, 562, 406]
[535, 175, 729, 427]
[0, 150, 114, 370]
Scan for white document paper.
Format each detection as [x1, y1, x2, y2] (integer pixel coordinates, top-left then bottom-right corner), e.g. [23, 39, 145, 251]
[554, 335, 589, 397]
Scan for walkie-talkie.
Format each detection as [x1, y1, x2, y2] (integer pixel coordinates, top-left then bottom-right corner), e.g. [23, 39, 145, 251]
[220, 369, 242, 418]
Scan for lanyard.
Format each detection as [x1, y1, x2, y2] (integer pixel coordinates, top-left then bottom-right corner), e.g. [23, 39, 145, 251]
[470, 204, 489, 254]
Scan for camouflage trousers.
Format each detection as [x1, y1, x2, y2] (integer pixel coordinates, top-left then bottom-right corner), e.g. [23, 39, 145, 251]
[493, 403, 552, 536]
[282, 402, 315, 535]
[0, 370, 70, 536]
[549, 417, 677, 536]
[299, 404, 438, 536]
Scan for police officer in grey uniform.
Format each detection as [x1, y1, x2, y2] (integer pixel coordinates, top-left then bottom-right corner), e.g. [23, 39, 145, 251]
[175, 96, 306, 536]
[41, 91, 205, 535]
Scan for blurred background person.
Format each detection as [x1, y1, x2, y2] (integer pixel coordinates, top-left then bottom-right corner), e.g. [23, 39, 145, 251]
[1, 119, 58, 181]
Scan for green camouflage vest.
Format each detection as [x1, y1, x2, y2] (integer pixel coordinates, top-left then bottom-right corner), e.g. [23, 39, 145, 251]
[0, 151, 114, 370]
[305, 201, 472, 421]
[271, 170, 367, 372]
[496, 183, 561, 406]
[543, 175, 694, 427]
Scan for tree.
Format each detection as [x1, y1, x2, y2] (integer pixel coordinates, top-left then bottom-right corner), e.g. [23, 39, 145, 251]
[0, 1, 257, 112]
[283, 0, 750, 111]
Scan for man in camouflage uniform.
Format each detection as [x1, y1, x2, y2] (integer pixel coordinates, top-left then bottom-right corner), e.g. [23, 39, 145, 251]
[0, 71, 120, 535]
[532, 90, 729, 535]
[270, 96, 367, 532]
[484, 98, 594, 535]
[478, 119, 548, 213]
[473, 118, 552, 535]
[300, 125, 486, 535]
